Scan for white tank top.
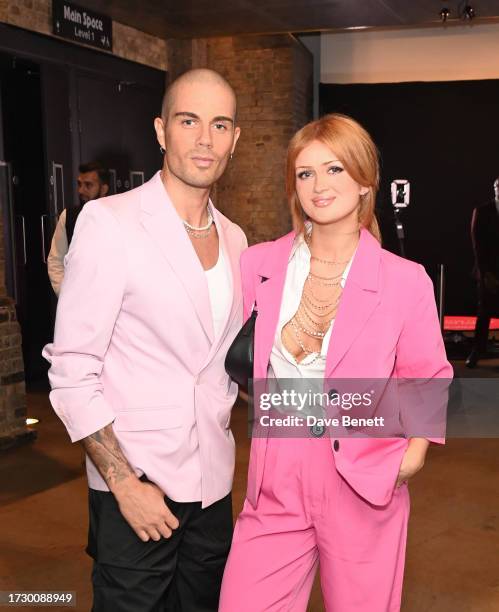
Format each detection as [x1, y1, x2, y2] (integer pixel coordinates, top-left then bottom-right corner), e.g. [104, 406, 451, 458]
[205, 246, 232, 339]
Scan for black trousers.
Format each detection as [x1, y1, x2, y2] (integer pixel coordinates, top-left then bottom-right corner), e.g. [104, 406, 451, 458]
[473, 282, 499, 353]
[86, 485, 233, 612]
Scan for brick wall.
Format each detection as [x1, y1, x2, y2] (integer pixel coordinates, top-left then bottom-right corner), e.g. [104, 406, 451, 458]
[169, 34, 313, 245]
[0, 194, 26, 446]
[0, 0, 168, 70]
[0, 297, 26, 449]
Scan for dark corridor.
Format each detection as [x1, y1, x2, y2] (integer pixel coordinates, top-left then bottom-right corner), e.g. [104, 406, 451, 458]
[0, 24, 166, 384]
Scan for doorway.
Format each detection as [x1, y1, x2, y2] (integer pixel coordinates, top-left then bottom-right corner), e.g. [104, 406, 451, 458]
[0, 53, 52, 383]
[0, 25, 166, 386]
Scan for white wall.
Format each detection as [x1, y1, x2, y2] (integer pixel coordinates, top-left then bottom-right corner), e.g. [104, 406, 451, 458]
[321, 23, 499, 83]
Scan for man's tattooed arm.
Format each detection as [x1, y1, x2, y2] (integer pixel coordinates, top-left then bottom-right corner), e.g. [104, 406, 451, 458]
[81, 424, 179, 542]
[81, 424, 135, 491]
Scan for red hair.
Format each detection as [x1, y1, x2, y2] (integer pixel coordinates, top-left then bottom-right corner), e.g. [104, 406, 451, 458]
[286, 113, 381, 242]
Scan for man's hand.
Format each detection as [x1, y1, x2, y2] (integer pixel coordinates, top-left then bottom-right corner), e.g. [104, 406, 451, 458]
[395, 438, 429, 488]
[113, 476, 179, 542]
[81, 424, 179, 541]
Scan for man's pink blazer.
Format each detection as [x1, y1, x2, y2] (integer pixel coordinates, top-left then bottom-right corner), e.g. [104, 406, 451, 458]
[241, 228, 453, 508]
[43, 171, 247, 508]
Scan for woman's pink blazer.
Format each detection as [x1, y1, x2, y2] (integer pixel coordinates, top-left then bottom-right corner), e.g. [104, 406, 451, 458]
[241, 228, 453, 508]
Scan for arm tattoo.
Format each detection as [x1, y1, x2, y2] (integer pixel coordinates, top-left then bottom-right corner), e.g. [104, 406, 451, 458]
[81, 424, 134, 489]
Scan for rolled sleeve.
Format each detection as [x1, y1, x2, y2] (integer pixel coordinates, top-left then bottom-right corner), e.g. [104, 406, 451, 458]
[42, 201, 126, 442]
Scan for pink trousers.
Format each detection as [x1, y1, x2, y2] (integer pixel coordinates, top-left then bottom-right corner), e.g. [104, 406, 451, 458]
[219, 437, 410, 611]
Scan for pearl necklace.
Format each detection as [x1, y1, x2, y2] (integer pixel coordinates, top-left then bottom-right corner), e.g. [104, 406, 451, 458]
[183, 208, 214, 239]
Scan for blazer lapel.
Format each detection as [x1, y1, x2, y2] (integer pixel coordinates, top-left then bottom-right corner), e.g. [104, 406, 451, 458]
[139, 172, 214, 344]
[254, 233, 295, 379]
[325, 228, 382, 376]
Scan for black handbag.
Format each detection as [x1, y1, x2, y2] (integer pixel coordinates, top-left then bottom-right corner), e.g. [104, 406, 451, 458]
[225, 308, 257, 390]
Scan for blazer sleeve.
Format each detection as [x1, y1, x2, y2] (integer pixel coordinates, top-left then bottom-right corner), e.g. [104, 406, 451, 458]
[42, 201, 127, 442]
[394, 264, 453, 443]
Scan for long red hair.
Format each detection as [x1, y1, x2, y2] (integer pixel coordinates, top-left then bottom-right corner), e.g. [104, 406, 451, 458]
[286, 113, 381, 242]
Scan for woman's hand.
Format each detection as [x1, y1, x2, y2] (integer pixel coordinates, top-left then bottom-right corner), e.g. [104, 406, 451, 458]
[396, 438, 430, 487]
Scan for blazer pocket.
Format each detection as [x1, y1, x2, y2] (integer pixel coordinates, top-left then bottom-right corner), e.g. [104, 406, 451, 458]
[113, 406, 182, 432]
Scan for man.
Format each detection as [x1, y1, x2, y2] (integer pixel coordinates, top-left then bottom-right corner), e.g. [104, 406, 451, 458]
[43, 69, 246, 611]
[466, 177, 499, 368]
[47, 162, 110, 296]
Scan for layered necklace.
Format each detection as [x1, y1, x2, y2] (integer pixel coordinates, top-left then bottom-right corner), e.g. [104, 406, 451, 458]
[183, 207, 214, 239]
[282, 231, 358, 365]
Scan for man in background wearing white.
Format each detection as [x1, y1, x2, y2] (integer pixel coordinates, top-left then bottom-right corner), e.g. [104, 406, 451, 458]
[47, 161, 110, 296]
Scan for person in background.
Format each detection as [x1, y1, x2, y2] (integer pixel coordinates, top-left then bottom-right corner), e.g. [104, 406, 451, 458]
[47, 161, 110, 296]
[466, 177, 499, 368]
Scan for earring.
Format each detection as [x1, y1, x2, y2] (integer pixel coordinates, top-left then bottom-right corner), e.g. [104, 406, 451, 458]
[160, 146, 166, 155]
[230, 153, 233, 160]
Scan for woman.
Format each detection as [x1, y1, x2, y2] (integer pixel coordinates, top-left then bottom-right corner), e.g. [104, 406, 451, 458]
[220, 114, 452, 611]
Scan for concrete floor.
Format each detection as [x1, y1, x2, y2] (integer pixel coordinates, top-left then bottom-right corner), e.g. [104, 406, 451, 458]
[1, 360, 498, 612]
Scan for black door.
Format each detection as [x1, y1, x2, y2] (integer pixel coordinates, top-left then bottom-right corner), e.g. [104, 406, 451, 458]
[0, 54, 53, 383]
[120, 80, 163, 187]
[76, 72, 162, 193]
[0, 29, 165, 384]
[41, 63, 74, 223]
[76, 72, 127, 194]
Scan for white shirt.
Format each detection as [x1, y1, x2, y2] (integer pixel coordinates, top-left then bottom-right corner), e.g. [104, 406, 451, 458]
[205, 246, 232, 339]
[269, 231, 355, 380]
[47, 209, 69, 297]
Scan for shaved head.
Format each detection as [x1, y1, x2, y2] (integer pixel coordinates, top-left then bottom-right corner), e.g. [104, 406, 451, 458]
[154, 67, 240, 192]
[161, 69, 237, 122]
